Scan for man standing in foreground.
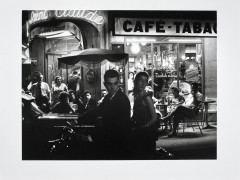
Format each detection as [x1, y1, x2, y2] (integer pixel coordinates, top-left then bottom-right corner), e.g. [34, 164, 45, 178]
[76, 69, 131, 159]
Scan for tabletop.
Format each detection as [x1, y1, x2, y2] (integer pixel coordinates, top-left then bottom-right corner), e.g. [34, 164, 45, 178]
[202, 99, 216, 103]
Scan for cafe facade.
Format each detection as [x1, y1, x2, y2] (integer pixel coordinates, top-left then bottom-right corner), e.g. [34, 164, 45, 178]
[23, 10, 113, 99]
[107, 11, 217, 110]
[23, 10, 217, 107]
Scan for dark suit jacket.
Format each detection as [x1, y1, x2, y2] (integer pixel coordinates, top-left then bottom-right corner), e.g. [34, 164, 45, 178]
[79, 89, 131, 140]
[83, 98, 97, 112]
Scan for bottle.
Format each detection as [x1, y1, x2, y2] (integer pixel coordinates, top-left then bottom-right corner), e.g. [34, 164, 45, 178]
[120, 74, 123, 84]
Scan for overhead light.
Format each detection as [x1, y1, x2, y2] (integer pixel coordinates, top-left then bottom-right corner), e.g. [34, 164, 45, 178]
[168, 39, 202, 43]
[39, 30, 65, 37]
[38, 30, 75, 39]
[46, 31, 74, 39]
[131, 43, 141, 54]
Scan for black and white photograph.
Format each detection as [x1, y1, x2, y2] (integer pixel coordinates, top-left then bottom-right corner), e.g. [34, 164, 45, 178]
[1, 0, 240, 179]
[21, 10, 217, 160]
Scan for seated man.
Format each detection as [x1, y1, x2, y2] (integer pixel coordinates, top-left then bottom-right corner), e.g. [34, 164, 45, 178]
[68, 90, 84, 113]
[82, 90, 97, 113]
[162, 82, 203, 137]
[52, 91, 75, 114]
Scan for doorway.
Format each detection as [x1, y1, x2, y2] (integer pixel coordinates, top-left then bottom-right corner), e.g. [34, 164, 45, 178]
[46, 54, 68, 87]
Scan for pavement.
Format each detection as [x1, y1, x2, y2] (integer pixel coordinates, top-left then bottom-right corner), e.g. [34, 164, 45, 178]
[156, 122, 217, 160]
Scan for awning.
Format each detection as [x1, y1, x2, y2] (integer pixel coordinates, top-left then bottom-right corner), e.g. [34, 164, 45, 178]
[58, 48, 129, 65]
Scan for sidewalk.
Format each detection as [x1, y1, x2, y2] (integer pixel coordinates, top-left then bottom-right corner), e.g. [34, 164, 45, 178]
[156, 122, 217, 159]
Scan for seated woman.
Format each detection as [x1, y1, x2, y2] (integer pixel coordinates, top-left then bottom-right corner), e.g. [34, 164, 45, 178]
[165, 87, 185, 130]
[52, 91, 75, 114]
[82, 90, 97, 113]
[162, 83, 203, 137]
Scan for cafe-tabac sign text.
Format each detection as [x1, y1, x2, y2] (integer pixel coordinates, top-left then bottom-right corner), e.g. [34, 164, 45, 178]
[115, 18, 217, 37]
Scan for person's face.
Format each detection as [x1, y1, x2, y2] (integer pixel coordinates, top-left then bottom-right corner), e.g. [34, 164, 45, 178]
[136, 75, 148, 92]
[62, 97, 69, 103]
[38, 74, 43, 82]
[56, 78, 61, 85]
[69, 93, 75, 101]
[66, 97, 69, 103]
[104, 77, 119, 96]
[129, 73, 134, 79]
[85, 93, 91, 100]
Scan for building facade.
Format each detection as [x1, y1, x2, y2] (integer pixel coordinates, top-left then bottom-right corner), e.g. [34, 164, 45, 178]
[22, 10, 217, 108]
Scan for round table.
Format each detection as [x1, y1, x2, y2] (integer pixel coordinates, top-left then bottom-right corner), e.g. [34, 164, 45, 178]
[202, 100, 216, 129]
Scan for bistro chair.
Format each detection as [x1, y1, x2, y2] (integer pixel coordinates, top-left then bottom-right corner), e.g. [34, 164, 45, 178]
[176, 103, 204, 136]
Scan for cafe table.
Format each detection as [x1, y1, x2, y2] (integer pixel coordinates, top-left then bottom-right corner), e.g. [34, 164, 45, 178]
[202, 99, 216, 129]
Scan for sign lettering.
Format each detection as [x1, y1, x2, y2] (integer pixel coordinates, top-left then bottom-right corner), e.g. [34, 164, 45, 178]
[29, 11, 48, 24]
[55, 10, 104, 25]
[28, 10, 104, 25]
[115, 18, 217, 37]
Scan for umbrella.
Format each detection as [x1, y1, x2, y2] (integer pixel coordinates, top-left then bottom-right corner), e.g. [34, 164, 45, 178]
[58, 48, 129, 65]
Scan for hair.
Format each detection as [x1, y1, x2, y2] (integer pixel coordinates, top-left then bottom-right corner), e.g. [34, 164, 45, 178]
[83, 90, 90, 96]
[32, 71, 41, 81]
[35, 73, 43, 82]
[128, 71, 135, 78]
[54, 76, 62, 84]
[146, 69, 152, 76]
[171, 87, 180, 93]
[104, 69, 119, 81]
[33, 71, 41, 76]
[192, 82, 199, 89]
[68, 90, 75, 95]
[58, 91, 69, 102]
[133, 71, 149, 94]
[73, 70, 78, 75]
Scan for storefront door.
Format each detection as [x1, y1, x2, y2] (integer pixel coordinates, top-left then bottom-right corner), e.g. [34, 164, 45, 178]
[46, 54, 67, 87]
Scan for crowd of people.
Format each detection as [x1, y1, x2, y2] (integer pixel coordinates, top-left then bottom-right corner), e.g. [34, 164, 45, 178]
[22, 69, 203, 159]
[23, 70, 97, 115]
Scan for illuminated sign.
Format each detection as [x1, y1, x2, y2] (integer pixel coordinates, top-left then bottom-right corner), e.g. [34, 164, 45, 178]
[55, 10, 104, 25]
[28, 10, 104, 25]
[29, 11, 48, 24]
[115, 18, 217, 37]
